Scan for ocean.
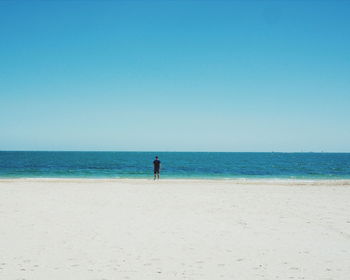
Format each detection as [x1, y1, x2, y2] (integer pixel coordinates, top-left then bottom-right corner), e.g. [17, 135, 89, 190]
[0, 151, 350, 179]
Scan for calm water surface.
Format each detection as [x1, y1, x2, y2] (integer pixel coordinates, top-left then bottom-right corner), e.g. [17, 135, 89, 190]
[0, 151, 350, 179]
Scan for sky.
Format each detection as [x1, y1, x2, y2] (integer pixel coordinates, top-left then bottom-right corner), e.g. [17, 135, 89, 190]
[0, 0, 349, 152]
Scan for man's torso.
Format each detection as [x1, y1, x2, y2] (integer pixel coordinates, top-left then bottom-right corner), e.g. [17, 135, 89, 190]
[153, 160, 161, 171]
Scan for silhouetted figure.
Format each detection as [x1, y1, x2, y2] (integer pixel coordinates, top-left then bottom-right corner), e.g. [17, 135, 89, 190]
[153, 156, 161, 180]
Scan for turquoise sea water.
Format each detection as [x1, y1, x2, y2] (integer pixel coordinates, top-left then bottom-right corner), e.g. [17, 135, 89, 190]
[0, 151, 349, 179]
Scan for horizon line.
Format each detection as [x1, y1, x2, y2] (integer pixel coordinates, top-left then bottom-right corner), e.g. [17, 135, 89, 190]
[0, 150, 349, 154]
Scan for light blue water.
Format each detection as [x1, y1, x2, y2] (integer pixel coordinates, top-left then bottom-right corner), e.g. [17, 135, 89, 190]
[0, 151, 349, 179]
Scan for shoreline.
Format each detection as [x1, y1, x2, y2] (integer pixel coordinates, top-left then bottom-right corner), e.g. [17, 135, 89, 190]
[1, 177, 350, 186]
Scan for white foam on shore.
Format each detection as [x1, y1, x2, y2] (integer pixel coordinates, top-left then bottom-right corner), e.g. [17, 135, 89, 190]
[1, 177, 350, 186]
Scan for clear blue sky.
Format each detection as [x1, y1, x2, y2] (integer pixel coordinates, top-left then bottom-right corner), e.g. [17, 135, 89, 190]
[1, 0, 349, 152]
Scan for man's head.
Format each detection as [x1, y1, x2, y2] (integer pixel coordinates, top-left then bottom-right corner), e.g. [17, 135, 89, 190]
[155, 156, 158, 159]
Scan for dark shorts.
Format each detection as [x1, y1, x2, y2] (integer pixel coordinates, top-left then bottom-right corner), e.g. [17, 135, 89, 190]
[154, 169, 160, 174]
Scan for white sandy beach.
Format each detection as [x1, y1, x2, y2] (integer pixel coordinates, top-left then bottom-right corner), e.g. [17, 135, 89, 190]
[0, 179, 350, 280]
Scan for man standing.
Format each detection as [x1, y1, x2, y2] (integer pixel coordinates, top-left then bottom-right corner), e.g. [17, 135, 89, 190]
[153, 156, 161, 180]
